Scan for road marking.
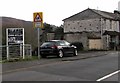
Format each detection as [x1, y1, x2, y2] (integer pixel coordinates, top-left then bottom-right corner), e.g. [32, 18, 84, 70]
[96, 70, 120, 81]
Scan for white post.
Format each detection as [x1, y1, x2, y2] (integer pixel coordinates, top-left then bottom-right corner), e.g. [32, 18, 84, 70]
[6, 29, 9, 60]
[38, 28, 40, 59]
[20, 44, 22, 57]
[7, 46, 9, 60]
[30, 45, 32, 58]
[23, 28, 25, 59]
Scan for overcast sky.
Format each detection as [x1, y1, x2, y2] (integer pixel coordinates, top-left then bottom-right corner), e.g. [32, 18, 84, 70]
[0, 0, 120, 26]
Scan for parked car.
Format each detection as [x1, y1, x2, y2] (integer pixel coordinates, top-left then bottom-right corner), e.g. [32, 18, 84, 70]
[40, 40, 77, 58]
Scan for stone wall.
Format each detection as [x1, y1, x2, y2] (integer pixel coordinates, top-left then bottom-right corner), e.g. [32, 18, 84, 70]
[64, 33, 88, 50]
[101, 18, 119, 32]
[64, 18, 101, 33]
[64, 17, 120, 50]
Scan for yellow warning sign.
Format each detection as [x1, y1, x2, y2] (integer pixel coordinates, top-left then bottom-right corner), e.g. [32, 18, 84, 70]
[33, 12, 43, 28]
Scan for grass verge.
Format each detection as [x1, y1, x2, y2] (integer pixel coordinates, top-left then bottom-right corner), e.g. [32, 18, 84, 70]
[1, 56, 39, 63]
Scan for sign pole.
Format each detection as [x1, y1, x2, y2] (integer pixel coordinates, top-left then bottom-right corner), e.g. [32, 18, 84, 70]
[38, 28, 40, 59]
[23, 28, 25, 59]
[6, 29, 9, 60]
[33, 12, 43, 59]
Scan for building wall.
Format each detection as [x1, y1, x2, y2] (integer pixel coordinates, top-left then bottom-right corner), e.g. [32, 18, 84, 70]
[101, 18, 119, 32]
[64, 32, 103, 50]
[64, 17, 120, 50]
[101, 18, 120, 49]
[64, 18, 101, 33]
[64, 32, 88, 50]
[64, 18, 102, 50]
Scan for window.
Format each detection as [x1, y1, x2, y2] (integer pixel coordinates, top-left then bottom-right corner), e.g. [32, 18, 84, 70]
[57, 41, 70, 46]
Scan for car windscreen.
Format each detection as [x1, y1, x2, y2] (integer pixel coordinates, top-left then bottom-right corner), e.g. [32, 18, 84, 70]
[41, 42, 55, 47]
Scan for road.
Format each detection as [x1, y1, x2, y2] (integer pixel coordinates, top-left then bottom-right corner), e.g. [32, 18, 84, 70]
[2, 51, 119, 82]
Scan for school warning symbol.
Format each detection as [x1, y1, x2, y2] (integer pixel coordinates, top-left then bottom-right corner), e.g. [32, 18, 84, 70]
[33, 12, 43, 28]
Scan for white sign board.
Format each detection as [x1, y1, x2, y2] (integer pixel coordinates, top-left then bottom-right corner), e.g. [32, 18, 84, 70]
[6, 28, 24, 45]
[6, 28, 25, 60]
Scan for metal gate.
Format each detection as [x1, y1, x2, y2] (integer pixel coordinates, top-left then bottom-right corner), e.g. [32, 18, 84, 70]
[0, 44, 32, 60]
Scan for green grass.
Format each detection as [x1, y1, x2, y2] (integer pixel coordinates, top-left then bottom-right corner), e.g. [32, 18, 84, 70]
[1, 56, 39, 63]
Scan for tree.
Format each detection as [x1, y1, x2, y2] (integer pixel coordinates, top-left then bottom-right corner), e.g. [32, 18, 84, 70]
[43, 23, 53, 33]
[54, 26, 64, 40]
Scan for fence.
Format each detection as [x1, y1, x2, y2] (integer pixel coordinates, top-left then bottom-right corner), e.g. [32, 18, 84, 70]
[0, 44, 32, 60]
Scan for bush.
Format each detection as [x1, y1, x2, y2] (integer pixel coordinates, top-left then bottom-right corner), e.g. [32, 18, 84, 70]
[70, 42, 84, 51]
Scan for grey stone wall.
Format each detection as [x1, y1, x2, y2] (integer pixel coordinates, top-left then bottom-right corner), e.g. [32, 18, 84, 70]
[64, 32, 90, 50]
[101, 18, 120, 50]
[101, 18, 119, 32]
[64, 18, 101, 33]
[63, 17, 119, 50]
[102, 35, 108, 50]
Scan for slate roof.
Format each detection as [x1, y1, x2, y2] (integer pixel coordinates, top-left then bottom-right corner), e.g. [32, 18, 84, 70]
[63, 8, 120, 21]
[91, 9, 114, 19]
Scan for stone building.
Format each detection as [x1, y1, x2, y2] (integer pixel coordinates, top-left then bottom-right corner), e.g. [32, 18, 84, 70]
[63, 8, 120, 50]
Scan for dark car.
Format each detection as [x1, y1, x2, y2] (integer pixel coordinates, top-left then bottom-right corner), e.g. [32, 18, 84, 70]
[40, 40, 77, 58]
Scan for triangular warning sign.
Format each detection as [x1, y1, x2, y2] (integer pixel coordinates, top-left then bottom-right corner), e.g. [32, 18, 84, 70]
[34, 13, 42, 22]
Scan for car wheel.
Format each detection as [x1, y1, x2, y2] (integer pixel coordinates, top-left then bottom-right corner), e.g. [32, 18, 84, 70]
[58, 50, 64, 58]
[74, 49, 78, 56]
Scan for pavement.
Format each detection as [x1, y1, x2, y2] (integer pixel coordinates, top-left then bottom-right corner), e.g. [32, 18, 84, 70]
[2, 51, 117, 73]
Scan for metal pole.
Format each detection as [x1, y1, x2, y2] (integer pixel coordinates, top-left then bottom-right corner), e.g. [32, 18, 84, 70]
[23, 28, 25, 59]
[6, 29, 9, 60]
[7, 46, 9, 60]
[38, 28, 40, 59]
[30, 45, 32, 58]
[20, 44, 22, 57]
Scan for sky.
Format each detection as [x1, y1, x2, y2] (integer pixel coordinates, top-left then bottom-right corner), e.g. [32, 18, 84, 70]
[0, 0, 120, 26]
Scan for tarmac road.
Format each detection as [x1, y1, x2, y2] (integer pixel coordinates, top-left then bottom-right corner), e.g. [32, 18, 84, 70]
[1, 51, 119, 82]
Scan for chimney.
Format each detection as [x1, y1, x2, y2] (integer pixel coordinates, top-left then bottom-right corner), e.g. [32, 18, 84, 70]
[118, 1, 120, 11]
[114, 10, 120, 20]
[114, 10, 120, 14]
